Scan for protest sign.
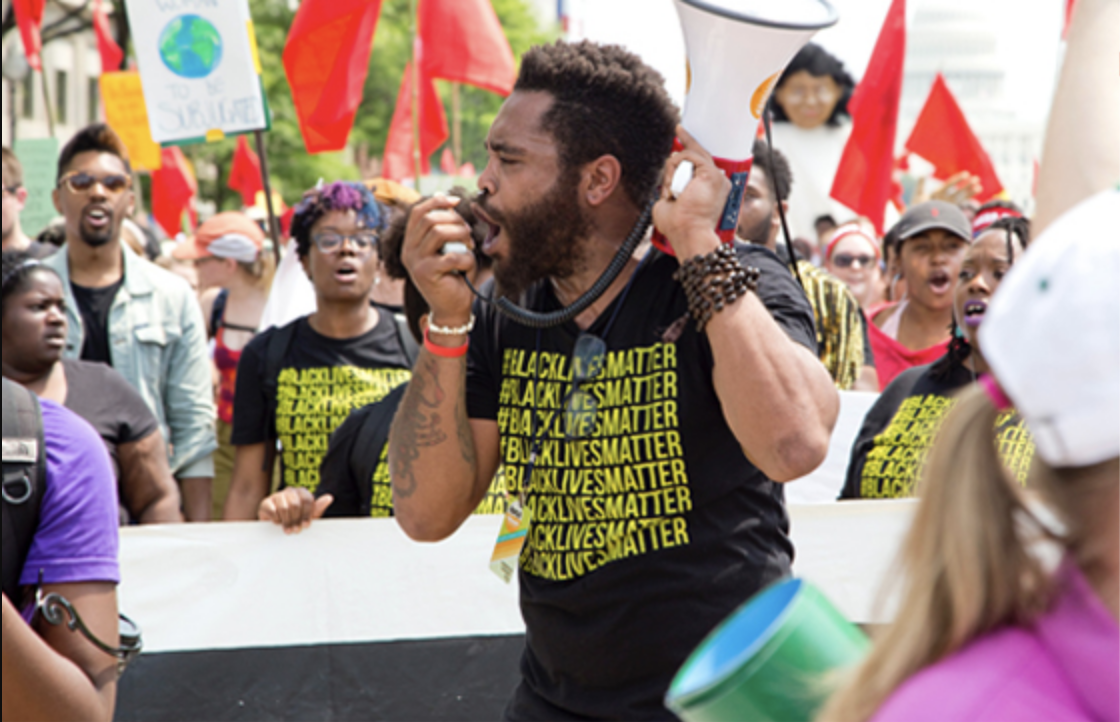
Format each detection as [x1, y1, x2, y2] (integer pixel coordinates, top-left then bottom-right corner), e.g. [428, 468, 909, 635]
[123, 0, 267, 145]
[100, 71, 163, 171]
[12, 138, 60, 237]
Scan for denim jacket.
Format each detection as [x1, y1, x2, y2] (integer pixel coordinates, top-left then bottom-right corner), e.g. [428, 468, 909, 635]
[44, 244, 217, 478]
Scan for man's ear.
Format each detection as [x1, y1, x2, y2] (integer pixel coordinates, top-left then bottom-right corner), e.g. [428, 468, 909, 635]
[581, 155, 623, 207]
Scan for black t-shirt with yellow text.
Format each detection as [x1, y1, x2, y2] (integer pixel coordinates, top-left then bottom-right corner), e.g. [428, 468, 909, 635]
[467, 243, 817, 720]
[231, 313, 411, 494]
[841, 359, 1035, 499]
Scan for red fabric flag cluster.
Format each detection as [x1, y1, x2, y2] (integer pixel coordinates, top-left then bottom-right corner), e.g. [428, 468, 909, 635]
[382, 60, 449, 181]
[283, 0, 385, 153]
[13, 0, 45, 71]
[904, 73, 1003, 202]
[382, 0, 515, 180]
[830, 0, 906, 235]
[228, 136, 264, 208]
[152, 147, 197, 237]
[92, 0, 124, 74]
[419, 0, 516, 96]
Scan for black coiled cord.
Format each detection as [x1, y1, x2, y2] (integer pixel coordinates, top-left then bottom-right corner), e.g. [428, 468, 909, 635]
[462, 199, 655, 329]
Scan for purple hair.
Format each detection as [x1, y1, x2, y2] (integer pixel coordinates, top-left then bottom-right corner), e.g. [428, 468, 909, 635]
[291, 181, 387, 259]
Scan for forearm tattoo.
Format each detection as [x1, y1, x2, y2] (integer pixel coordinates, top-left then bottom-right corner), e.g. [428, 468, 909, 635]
[390, 354, 452, 499]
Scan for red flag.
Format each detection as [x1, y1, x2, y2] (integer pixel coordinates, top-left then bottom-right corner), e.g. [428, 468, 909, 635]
[152, 147, 197, 237]
[904, 74, 1003, 201]
[1062, 0, 1078, 38]
[440, 148, 457, 176]
[228, 136, 264, 208]
[830, 0, 906, 234]
[382, 61, 449, 181]
[459, 162, 477, 178]
[283, 0, 384, 153]
[419, 0, 515, 96]
[92, 0, 124, 74]
[13, 0, 45, 72]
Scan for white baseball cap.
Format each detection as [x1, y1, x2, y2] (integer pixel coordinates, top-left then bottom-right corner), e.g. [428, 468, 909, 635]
[980, 188, 1120, 468]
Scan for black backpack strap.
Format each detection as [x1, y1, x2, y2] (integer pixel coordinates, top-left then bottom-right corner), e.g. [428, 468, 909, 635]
[209, 288, 229, 338]
[350, 384, 407, 515]
[260, 319, 301, 451]
[2, 378, 47, 609]
[392, 312, 419, 366]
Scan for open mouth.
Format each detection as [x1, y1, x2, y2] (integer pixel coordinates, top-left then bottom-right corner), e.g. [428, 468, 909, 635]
[473, 204, 503, 256]
[961, 299, 987, 327]
[928, 269, 951, 295]
[334, 263, 359, 284]
[83, 206, 111, 230]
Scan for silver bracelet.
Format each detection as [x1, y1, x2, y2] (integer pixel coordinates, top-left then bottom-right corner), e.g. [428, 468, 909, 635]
[428, 314, 475, 336]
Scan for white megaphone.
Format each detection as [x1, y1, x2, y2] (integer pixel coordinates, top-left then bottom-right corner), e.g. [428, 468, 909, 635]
[653, 0, 838, 255]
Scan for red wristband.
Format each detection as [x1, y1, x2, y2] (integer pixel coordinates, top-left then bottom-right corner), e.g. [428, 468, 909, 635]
[424, 327, 469, 358]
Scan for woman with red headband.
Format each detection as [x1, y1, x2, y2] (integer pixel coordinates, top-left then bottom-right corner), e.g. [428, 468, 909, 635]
[824, 222, 886, 311]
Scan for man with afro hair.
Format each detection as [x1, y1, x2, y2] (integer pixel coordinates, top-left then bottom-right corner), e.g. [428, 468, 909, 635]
[390, 40, 838, 720]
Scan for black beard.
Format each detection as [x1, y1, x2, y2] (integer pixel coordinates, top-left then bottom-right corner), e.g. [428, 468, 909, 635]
[485, 169, 591, 301]
[79, 220, 115, 248]
[739, 213, 774, 247]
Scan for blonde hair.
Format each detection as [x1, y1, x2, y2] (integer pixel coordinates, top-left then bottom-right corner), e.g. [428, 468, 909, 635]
[818, 386, 1114, 722]
[236, 251, 276, 294]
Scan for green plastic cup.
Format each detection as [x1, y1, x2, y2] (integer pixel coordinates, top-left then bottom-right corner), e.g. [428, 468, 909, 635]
[665, 578, 869, 722]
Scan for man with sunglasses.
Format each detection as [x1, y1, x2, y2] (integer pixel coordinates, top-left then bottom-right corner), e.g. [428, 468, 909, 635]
[390, 41, 839, 721]
[2, 147, 54, 259]
[737, 139, 878, 391]
[42, 124, 217, 522]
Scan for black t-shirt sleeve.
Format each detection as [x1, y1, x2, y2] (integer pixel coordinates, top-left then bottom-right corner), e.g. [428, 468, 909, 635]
[62, 359, 160, 445]
[466, 290, 502, 421]
[230, 332, 270, 446]
[737, 244, 818, 355]
[840, 365, 926, 499]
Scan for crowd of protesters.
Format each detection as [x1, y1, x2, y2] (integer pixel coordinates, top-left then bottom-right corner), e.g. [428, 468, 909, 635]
[2, 4, 1117, 719]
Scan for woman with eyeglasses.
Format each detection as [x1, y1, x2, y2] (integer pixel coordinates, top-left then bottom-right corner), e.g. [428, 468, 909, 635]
[766, 43, 857, 243]
[222, 182, 412, 521]
[824, 223, 886, 311]
[840, 216, 1034, 500]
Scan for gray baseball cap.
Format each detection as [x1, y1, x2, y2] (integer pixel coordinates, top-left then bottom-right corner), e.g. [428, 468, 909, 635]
[893, 201, 972, 243]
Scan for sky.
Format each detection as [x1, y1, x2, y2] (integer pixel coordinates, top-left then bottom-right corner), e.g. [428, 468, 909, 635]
[566, 0, 1065, 127]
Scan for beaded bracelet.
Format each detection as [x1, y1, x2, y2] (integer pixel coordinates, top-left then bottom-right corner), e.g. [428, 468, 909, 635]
[672, 245, 760, 332]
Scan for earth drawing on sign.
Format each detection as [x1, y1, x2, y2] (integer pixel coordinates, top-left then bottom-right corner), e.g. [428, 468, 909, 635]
[159, 14, 223, 80]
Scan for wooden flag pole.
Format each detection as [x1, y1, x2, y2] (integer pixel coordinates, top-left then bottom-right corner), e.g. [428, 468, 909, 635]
[253, 129, 283, 266]
[409, 0, 423, 185]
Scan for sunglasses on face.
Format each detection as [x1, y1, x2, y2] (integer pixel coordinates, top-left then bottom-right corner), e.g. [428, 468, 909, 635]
[832, 253, 877, 269]
[58, 171, 131, 195]
[562, 333, 607, 440]
[311, 231, 379, 255]
[2, 185, 21, 197]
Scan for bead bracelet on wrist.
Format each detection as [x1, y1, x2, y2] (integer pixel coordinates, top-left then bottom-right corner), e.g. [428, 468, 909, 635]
[672, 244, 760, 332]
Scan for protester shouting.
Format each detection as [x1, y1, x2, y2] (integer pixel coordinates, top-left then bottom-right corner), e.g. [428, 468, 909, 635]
[223, 182, 412, 521]
[2, 252, 183, 524]
[737, 139, 878, 391]
[841, 213, 1034, 499]
[821, 190, 1118, 722]
[257, 189, 508, 530]
[41, 124, 216, 521]
[173, 213, 274, 519]
[388, 41, 838, 720]
[866, 201, 971, 389]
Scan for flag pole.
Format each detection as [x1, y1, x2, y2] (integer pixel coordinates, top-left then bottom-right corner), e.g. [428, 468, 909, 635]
[38, 69, 55, 138]
[409, 0, 423, 186]
[452, 82, 462, 170]
[253, 130, 283, 266]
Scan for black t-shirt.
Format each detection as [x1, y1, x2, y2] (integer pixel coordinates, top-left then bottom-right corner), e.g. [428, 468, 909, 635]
[467, 243, 818, 720]
[231, 312, 412, 494]
[841, 358, 1034, 499]
[71, 279, 123, 365]
[318, 383, 509, 517]
[61, 358, 160, 480]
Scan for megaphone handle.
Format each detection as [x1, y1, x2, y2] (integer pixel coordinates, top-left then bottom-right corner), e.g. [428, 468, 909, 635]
[652, 139, 754, 256]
